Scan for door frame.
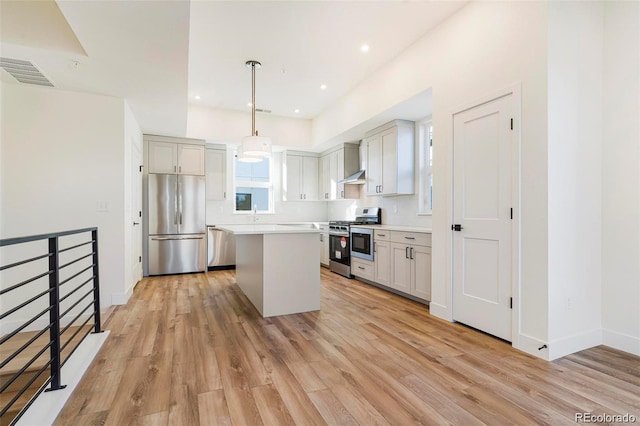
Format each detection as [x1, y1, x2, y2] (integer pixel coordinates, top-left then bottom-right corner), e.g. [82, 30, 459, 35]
[450, 83, 522, 345]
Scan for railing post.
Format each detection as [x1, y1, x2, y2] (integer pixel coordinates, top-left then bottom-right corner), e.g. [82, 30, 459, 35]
[46, 236, 66, 391]
[91, 229, 102, 333]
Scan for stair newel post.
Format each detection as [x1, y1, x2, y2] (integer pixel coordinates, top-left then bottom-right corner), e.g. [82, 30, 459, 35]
[46, 236, 65, 391]
[91, 229, 102, 333]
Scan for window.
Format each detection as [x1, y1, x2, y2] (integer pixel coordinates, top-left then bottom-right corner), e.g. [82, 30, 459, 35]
[418, 118, 433, 215]
[234, 153, 273, 213]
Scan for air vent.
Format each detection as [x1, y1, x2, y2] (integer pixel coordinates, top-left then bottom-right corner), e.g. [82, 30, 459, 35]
[0, 57, 54, 87]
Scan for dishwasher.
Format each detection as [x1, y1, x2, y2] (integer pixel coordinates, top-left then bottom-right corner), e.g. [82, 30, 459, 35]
[207, 226, 236, 270]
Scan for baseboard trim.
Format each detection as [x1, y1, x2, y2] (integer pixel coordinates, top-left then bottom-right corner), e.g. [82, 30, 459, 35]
[548, 328, 602, 360]
[429, 302, 452, 322]
[16, 330, 110, 426]
[603, 329, 640, 356]
[111, 287, 134, 305]
[513, 333, 549, 360]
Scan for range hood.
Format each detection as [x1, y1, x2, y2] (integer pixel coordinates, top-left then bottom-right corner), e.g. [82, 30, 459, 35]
[339, 170, 366, 185]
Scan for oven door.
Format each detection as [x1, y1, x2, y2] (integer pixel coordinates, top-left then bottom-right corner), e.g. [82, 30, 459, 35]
[350, 227, 373, 261]
[329, 233, 350, 265]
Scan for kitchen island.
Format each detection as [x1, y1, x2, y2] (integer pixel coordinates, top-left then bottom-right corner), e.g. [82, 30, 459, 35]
[216, 224, 320, 317]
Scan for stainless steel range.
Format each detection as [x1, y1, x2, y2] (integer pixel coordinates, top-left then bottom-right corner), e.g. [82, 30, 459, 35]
[329, 207, 381, 278]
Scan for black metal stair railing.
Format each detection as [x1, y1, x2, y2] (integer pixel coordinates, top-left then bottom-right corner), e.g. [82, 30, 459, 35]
[0, 227, 102, 426]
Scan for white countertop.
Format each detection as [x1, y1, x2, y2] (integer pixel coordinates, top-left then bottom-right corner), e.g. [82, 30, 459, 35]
[216, 224, 320, 235]
[350, 224, 432, 233]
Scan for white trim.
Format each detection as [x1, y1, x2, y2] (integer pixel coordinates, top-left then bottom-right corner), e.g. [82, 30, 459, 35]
[16, 331, 110, 426]
[603, 329, 640, 356]
[513, 332, 549, 360]
[232, 150, 274, 213]
[547, 328, 602, 361]
[449, 83, 523, 349]
[417, 117, 433, 215]
[429, 302, 452, 322]
[111, 288, 132, 305]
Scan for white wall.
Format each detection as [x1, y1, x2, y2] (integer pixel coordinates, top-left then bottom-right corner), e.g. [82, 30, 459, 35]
[206, 150, 328, 225]
[0, 83, 131, 327]
[602, 1, 640, 356]
[122, 101, 143, 302]
[547, 1, 604, 359]
[314, 1, 549, 357]
[187, 105, 313, 150]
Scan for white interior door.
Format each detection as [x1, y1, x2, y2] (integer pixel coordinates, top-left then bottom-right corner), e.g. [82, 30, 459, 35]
[132, 142, 143, 284]
[452, 94, 513, 341]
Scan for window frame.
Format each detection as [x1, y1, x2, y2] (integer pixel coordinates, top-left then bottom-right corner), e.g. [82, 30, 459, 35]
[233, 150, 274, 214]
[417, 117, 433, 215]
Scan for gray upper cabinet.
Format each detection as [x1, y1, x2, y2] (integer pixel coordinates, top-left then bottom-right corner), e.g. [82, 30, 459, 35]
[365, 120, 414, 196]
[148, 139, 205, 175]
[319, 143, 360, 200]
[283, 151, 319, 201]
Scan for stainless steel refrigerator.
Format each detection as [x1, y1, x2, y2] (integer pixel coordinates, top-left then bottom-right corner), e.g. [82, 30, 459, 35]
[148, 174, 206, 275]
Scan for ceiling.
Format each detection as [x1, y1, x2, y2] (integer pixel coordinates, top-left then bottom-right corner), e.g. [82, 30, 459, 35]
[0, 0, 467, 139]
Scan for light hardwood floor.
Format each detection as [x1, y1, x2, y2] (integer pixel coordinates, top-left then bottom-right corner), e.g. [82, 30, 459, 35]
[55, 269, 640, 425]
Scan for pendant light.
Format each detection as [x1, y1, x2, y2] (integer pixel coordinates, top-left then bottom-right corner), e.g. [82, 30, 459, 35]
[236, 143, 262, 163]
[239, 60, 272, 161]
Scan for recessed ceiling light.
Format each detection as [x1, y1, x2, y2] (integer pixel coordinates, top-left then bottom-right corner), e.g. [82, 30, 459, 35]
[320, 84, 327, 90]
[361, 44, 370, 53]
[194, 95, 201, 100]
[248, 102, 252, 107]
[294, 109, 300, 113]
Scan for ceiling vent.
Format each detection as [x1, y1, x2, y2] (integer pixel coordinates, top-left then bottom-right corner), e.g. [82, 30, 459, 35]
[0, 57, 54, 87]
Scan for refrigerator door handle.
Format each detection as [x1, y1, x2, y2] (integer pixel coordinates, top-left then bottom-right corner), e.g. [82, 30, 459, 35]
[174, 178, 179, 225]
[178, 178, 183, 225]
[151, 236, 204, 241]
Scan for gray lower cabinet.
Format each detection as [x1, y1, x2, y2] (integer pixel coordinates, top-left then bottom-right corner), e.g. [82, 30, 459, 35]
[320, 225, 330, 266]
[352, 229, 431, 302]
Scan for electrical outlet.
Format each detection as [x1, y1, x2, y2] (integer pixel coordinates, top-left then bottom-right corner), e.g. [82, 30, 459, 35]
[96, 201, 109, 212]
[566, 297, 572, 311]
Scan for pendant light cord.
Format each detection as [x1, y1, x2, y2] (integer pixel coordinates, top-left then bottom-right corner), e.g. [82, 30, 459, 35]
[251, 62, 256, 136]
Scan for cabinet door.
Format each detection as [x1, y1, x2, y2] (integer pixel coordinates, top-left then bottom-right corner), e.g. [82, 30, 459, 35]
[285, 155, 303, 200]
[148, 141, 177, 174]
[328, 151, 338, 200]
[366, 135, 382, 196]
[381, 128, 397, 195]
[302, 156, 319, 201]
[389, 242, 411, 293]
[206, 149, 226, 200]
[411, 245, 431, 301]
[320, 232, 330, 266]
[336, 148, 345, 199]
[320, 154, 331, 200]
[374, 240, 391, 286]
[178, 144, 205, 175]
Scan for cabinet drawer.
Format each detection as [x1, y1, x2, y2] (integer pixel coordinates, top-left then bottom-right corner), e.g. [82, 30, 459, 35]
[390, 231, 431, 247]
[352, 259, 374, 280]
[372, 230, 390, 241]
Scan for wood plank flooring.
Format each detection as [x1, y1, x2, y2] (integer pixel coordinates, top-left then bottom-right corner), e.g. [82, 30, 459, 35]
[54, 269, 640, 425]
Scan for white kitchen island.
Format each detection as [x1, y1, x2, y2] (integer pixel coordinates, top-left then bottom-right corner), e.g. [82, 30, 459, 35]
[217, 224, 320, 317]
